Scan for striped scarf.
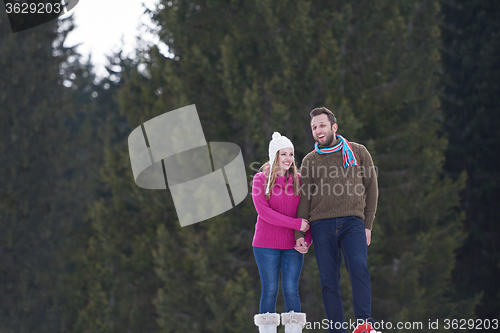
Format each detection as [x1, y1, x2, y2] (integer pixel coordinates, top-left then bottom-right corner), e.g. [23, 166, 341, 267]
[314, 134, 359, 167]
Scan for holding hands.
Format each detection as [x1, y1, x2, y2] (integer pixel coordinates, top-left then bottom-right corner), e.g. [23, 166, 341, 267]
[294, 237, 308, 254]
[295, 219, 310, 253]
[300, 219, 310, 232]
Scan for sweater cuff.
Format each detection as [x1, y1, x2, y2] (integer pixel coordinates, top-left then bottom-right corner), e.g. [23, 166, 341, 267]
[295, 229, 305, 240]
[364, 215, 374, 230]
[294, 218, 303, 231]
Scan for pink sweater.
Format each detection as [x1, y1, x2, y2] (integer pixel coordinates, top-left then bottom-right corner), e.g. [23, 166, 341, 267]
[251, 171, 312, 249]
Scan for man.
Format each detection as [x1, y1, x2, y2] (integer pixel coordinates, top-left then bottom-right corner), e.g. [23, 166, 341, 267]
[295, 107, 379, 333]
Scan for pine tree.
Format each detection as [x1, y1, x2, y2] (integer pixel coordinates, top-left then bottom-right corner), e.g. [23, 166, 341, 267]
[0, 9, 119, 331]
[0, 11, 89, 333]
[441, 0, 500, 321]
[65, 52, 163, 333]
[59, 52, 137, 333]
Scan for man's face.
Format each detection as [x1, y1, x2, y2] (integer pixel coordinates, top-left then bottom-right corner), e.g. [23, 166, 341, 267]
[311, 114, 337, 146]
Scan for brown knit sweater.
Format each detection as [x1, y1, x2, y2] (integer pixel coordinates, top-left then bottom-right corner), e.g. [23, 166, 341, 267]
[295, 141, 378, 240]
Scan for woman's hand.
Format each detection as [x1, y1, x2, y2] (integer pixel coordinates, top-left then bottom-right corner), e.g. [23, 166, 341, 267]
[294, 237, 308, 254]
[300, 219, 310, 232]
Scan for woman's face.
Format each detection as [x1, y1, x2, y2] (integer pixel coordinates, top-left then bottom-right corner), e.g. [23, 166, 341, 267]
[276, 148, 294, 175]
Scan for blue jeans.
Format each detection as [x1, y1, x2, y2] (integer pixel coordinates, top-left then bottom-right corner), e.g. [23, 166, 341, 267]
[310, 216, 373, 333]
[253, 247, 304, 314]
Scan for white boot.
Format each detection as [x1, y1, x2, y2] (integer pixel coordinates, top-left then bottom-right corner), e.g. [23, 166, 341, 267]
[254, 312, 280, 333]
[281, 311, 307, 333]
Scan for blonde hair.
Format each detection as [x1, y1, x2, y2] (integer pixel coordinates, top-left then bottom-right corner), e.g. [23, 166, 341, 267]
[259, 150, 300, 200]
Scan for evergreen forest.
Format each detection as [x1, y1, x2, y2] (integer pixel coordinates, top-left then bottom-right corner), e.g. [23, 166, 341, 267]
[1, 1, 499, 332]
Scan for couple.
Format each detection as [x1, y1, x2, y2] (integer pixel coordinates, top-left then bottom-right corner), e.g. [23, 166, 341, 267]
[251, 107, 379, 333]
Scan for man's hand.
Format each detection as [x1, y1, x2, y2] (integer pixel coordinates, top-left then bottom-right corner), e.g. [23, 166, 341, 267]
[300, 219, 310, 232]
[295, 237, 308, 254]
[366, 229, 371, 246]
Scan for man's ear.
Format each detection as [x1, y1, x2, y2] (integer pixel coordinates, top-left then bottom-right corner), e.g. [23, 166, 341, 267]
[332, 123, 338, 132]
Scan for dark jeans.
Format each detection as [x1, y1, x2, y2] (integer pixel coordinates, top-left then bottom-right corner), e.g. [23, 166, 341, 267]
[253, 247, 304, 314]
[310, 216, 373, 333]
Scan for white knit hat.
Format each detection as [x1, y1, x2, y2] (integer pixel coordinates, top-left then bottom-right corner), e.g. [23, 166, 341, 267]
[266, 132, 294, 194]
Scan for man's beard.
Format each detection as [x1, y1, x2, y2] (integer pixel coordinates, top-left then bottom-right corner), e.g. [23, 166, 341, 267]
[317, 132, 336, 147]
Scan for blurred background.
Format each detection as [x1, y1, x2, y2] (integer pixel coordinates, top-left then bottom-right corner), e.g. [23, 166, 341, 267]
[1, 1, 498, 332]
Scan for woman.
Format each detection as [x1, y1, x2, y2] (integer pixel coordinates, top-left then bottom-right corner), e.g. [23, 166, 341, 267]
[252, 132, 312, 333]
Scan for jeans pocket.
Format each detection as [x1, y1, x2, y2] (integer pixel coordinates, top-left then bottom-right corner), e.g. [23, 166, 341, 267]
[310, 218, 324, 227]
[352, 216, 366, 226]
[353, 216, 366, 232]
